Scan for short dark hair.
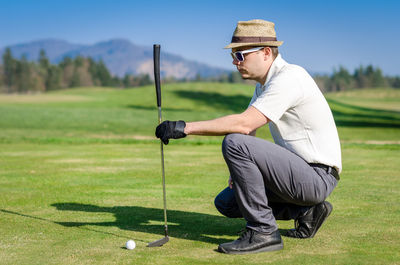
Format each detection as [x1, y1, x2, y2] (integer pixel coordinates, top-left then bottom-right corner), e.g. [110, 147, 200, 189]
[269, 46, 279, 58]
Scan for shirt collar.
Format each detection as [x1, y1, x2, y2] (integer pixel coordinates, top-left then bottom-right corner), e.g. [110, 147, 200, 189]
[260, 54, 287, 87]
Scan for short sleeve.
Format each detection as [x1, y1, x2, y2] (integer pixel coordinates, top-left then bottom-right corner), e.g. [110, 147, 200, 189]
[251, 72, 303, 123]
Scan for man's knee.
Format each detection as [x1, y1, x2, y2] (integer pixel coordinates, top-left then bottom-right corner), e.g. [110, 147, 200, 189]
[222, 133, 247, 157]
[214, 194, 227, 216]
[214, 187, 242, 218]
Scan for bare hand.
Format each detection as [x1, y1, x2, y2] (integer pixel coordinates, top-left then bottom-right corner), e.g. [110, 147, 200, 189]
[228, 175, 233, 189]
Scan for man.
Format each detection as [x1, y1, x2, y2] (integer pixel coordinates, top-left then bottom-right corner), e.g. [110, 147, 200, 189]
[155, 19, 341, 254]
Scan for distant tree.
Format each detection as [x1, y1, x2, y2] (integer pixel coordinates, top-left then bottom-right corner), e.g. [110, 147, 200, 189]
[394, 77, 400, 88]
[59, 56, 73, 69]
[2, 48, 17, 92]
[95, 60, 113, 86]
[363, 65, 374, 87]
[70, 70, 81, 87]
[228, 71, 243, 83]
[15, 55, 31, 92]
[330, 66, 353, 91]
[74, 56, 84, 68]
[138, 74, 151, 86]
[123, 74, 131, 87]
[37, 49, 62, 90]
[29, 68, 46, 92]
[46, 65, 62, 90]
[39, 49, 50, 69]
[88, 58, 99, 85]
[38, 49, 49, 90]
[370, 67, 385, 87]
[313, 74, 331, 93]
[112, 76, 122, 87]
[77, 59, 94, 87]
[0, 65, 4, 91]
[387, 76, 400, 88]
[60, 57, 74, 88]
[353, 64, 386, 88]
[69, 56, 89, 88]
[354, 66, 368, 88]
[217, 74, 229, 83]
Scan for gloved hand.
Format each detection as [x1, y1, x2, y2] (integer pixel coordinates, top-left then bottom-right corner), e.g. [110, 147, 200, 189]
[155, 120, 187, 145]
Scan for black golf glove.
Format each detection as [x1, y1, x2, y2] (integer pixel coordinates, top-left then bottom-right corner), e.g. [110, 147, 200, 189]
[155, 120, 187, 145]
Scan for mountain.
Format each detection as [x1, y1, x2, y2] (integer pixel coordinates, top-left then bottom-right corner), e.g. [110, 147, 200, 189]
[0, 39, 230, 79]
[0, 39, 84, 62]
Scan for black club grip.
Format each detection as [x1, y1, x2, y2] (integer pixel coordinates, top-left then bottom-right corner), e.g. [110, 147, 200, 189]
[153, 44, 161, 107]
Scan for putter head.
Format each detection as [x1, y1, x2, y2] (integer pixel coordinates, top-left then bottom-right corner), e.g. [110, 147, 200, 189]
[147, 236, 169, 247]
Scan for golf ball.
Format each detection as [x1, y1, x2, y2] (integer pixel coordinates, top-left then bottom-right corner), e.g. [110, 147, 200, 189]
[126, 240, 136, 250]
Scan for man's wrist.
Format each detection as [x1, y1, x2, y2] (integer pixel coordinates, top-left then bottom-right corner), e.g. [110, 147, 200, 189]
[175, 120, 187, 136]
[183, 122, 190, 135]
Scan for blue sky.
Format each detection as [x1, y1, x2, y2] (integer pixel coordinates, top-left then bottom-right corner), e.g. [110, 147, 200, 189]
[1, 0, 399, 75]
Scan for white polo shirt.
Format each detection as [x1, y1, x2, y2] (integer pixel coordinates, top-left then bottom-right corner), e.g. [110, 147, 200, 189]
[250, 54, 342, 173]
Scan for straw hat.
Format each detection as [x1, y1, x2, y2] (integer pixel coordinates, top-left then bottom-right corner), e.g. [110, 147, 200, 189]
[224, 19, 283, 49]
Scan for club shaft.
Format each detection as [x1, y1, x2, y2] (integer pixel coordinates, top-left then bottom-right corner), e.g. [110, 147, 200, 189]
[158, 106, 168, 235]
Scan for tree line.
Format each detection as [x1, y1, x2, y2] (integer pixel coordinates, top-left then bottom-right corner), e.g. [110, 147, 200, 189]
[1, 47, 399, 93]
[0, 48, 152, 93]
[197, 65, 400, 92]
[313, 65, 400, 92]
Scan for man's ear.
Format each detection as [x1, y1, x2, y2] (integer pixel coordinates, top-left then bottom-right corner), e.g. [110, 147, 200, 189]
[263, 47, 272, 60]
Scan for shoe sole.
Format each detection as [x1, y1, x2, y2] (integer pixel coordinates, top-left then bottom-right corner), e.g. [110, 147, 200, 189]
[218, 242, 283, 255]
[309, 201, 333, 238]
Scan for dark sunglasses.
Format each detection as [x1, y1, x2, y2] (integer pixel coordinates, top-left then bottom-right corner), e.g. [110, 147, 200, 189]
[230, 47, 265, 62]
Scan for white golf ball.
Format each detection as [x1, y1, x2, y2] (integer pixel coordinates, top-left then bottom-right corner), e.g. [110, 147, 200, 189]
[126, 240, 136, 250]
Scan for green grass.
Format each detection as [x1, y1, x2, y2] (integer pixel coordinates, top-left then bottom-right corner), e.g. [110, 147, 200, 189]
[0, 84, 399, 264]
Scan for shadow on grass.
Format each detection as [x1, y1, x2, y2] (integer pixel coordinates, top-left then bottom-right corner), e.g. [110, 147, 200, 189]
[174, 90, 250, 113]
[327, 98, 400, 128]
[1, 207, 292, 245]
[0, 208, 131, 240]
[50, 203, 246, 245]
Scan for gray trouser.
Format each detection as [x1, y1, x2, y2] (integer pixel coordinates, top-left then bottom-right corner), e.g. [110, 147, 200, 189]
[215, 133, 338, 234]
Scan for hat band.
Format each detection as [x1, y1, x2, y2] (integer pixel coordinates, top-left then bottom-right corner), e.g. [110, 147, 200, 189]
[231, 36, 277, 43]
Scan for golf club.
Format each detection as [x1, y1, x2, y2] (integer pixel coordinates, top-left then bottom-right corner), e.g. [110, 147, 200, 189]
[147, 44, 169, 247]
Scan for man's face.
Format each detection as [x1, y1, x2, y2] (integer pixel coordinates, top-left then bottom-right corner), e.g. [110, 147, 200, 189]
[231, 46, 269, 82]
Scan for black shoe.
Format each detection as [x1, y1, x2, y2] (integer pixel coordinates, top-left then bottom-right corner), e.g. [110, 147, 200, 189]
[286, 201, 333, 239]
[218, 228, 283, 254]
